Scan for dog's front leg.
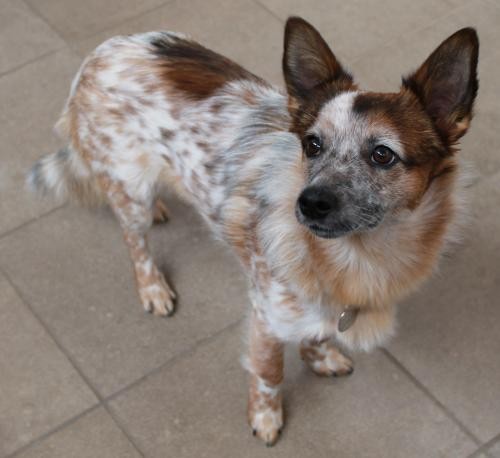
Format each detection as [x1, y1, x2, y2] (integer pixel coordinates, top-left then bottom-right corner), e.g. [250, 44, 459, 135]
[247, 310, 284, 446]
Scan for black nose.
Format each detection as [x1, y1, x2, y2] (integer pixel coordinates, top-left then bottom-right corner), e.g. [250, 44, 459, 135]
[298, 187, 339, 221]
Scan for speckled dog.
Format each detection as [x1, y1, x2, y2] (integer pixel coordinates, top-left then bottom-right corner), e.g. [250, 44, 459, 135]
[29, 17, 478, 445]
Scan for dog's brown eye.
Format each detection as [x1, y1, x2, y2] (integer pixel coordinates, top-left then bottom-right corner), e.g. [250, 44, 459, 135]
[304, 135, 322, 157]
[371, 145, 397, 167]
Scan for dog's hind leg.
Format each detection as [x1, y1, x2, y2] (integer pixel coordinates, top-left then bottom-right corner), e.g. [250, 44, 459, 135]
[98, 174, 176, 316]
[300, 338, 353, 377]
[247, 311, 284, 446]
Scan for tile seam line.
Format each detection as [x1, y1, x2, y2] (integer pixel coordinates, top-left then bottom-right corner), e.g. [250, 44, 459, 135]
[101, 317, 239, 454]
[2, 269, 242, 456]
[0, 204, 66, 242]
[102, 317, 243, 404]
[24, 0, 177, 57]
[1, 269, 147, 457]
[0, 46, 66, 79]
[102, 317, 333, 458]
[253, 0, 286, 24]
[381, 348, 482, 447]
[467, 431, 500, 458]
[20, 0, 71, 49]
[3, 403, 101, 458]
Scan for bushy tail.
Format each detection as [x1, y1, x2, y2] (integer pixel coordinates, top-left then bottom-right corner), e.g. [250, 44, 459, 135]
[27, 146, 104, 207]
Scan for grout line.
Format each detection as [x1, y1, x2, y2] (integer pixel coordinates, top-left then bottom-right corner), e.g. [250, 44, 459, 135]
[101, 318, 242, 454]
[101, 404, 146, 458]
[103, 318, 243, 404]
[0, 204, 66, 242]
[74, 0, 178, 42]
[467, 432, 500, 458]
[3, 263, 242, 457]
[21, 0, 177, 60]
[0, 47, 65, 79]
[253, 0, 285, 24]
[381, 348, 482, 447]
[29, 0, 178, 60]
[1, 270, 146, 457]
[21, 0, 71, 49]
[4, 404, 101, 458]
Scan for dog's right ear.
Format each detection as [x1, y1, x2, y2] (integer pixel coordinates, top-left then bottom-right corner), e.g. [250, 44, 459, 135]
[283, 17, 351, 101]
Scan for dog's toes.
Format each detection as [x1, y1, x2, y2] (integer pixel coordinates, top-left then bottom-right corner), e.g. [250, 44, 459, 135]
[329, 357, 354, 377]
[139, 279, 176, 317]
[153, 198, 170, 224]
[249, 408, 283, 447]
[302, 341, 354, 377]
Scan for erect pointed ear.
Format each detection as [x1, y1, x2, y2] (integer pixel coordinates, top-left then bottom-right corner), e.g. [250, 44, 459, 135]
[403, 28, 479, 144]
[283, 17, 352, 101]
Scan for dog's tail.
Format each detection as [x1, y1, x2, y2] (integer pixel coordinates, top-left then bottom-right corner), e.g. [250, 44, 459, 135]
[27, 145, 104, 207]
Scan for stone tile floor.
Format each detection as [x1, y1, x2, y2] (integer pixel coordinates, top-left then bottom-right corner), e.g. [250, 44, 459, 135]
[0, 0, 499, 456]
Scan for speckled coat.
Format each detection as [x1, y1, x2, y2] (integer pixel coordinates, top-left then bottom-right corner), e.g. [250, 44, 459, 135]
[29, 18, 478, 446]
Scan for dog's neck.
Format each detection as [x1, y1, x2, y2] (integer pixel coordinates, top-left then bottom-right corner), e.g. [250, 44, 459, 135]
[260, 156, 463, 310]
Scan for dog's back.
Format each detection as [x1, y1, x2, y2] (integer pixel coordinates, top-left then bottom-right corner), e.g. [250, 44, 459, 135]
[28, 31, 289, 221]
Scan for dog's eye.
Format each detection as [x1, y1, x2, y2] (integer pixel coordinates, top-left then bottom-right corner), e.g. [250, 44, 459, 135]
[371, 145, 397, 167]
[303, 135, 322, 157]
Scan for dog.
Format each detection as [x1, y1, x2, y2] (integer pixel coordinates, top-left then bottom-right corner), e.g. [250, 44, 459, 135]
[29, 17, 478, 446]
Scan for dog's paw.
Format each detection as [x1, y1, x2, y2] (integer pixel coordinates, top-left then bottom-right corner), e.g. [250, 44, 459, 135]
[249, 406, 283, 447]
[300, 340, 354, 377]
[153, 198, 170, 224]
[138, 276, 176, 316]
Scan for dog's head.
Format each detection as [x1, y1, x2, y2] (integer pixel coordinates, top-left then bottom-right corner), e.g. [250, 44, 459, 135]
[284, 17, 478, 239]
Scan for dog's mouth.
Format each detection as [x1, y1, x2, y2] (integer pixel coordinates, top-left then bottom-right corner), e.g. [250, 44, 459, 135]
[306, 223, 353, 239]
[296, 208, 383, 239]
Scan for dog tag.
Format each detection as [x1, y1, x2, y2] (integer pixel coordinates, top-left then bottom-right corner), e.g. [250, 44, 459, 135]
[338, 306, 360, 332]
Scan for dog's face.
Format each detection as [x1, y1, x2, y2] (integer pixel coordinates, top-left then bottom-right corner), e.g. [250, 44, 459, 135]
[283, 18, 478, 239]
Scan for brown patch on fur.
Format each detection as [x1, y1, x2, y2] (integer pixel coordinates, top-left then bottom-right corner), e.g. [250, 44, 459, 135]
[151, 35, 265, 101]
[99, 133, 112, 148]
[248, 314, 283, 378]
[161, 154, 172, 166]
[123, 102, 138, 116]
[153, 198, 169, 223]
[210, 101, 225, 114]
[160, 128, 175, 141]
[247, 312, 284, 444]
[136, 153, 150, 169]
[196, 141, 209, 151]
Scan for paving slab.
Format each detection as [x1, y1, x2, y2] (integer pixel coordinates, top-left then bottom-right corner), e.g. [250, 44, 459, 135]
[0, 198, 247, 397]
[108, 324, 476, 457]
[13, 407, 141, 458]
[0, 273, 97, 457]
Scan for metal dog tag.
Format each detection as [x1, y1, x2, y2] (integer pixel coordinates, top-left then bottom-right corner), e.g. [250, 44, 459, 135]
[338, 306, 360, 332]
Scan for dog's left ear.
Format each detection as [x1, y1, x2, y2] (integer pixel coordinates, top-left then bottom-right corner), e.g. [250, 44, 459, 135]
[403, 28, 479, 144]
[283, 17, 352, 102]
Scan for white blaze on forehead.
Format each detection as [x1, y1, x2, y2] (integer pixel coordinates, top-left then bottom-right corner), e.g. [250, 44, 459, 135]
[316, 91, 359, 134]
[311, 90, 405, 160]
